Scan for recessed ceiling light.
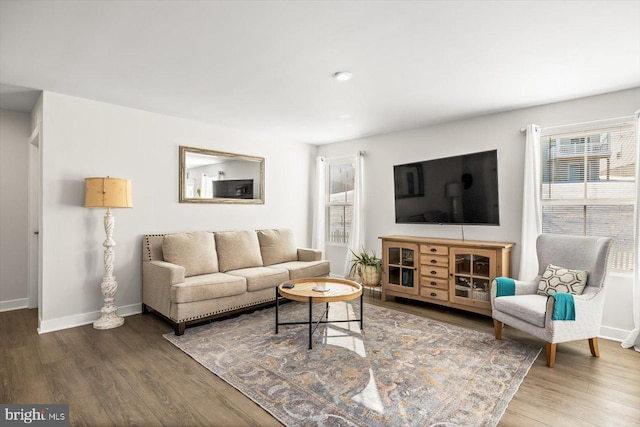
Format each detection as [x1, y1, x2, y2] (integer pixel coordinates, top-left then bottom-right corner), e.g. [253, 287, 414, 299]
[333, 71, 352, 81]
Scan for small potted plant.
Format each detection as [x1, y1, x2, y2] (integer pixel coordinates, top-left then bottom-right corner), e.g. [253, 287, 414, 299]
[348, 247, 382, 287]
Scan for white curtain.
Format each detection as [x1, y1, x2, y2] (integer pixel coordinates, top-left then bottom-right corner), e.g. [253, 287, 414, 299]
[311, 156, 326, 255]
[622, 113, 640, 352]
[518, 124, 542, 281]
[344, 152, 364, 278]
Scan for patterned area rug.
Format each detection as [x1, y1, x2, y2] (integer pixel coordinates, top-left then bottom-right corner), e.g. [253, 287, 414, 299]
[165, 301, 540, 427]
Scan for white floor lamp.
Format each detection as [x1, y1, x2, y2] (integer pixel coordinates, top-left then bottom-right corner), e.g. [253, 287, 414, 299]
[85, 177, 133, 330]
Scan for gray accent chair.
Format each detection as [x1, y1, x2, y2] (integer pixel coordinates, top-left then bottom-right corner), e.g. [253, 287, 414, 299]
[491, 234, 614, 367]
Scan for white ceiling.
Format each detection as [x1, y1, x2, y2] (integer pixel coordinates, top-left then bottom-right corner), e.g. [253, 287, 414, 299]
[1, 1, 638, 144]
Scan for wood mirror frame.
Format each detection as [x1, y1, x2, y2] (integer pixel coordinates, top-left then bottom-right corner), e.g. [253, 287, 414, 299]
[179, 145, 265, 204]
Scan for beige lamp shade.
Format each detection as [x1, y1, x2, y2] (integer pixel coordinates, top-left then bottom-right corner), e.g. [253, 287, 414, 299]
[85, 177, 133, 208]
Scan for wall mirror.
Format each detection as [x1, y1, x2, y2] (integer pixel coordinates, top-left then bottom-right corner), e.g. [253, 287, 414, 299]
[179, 146, 265, 204]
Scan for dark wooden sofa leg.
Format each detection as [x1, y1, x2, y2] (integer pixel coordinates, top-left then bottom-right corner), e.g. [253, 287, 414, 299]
[175, 322, 186, 336]
[493, 319, 503, 340]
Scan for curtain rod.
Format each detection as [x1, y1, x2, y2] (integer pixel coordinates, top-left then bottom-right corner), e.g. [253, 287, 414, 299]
[324, 151, 366, 161]
[520, 114, 635, 133]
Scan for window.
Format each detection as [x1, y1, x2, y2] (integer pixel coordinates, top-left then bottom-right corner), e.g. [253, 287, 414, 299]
[541, 123, 636, 272]
[326, 160, 355, 244]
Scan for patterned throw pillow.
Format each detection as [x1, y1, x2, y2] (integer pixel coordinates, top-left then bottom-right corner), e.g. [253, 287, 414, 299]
[537, 264, 588, 296]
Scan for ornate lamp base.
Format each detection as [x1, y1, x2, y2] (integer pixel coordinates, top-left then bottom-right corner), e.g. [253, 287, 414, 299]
[93, 310, 125, 329]
[93, 279, 125, 330]
[94, 207, 125, 330]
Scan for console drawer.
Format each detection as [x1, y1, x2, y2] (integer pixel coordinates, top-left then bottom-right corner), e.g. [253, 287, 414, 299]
[420, 277, 449, 290]
[420, 244, 449, 256]
[420, 287, 449, 301]
[420, 254, 448, 267]
[420, 265, 448, 279]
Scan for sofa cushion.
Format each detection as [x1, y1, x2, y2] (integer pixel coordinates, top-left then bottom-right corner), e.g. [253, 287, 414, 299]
[537, 264, 588, 296]
[270, 260, 330, 280]
[257, 228, 298, 266]
[494, 294, 548, 328]
[215, 230, 264, 272]
[227, 266, 289, 292]
[171, 273, 246, 303]
[162, 232, 218, 277]
[297, 248, 322, 262]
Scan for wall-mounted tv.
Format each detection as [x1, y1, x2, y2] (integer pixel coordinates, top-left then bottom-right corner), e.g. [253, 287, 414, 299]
[212, 179, 254, 199]
[393, 149, 500, 225]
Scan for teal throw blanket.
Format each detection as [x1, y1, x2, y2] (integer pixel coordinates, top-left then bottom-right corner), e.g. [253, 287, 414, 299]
[495, 277, 516, 297]
[549, 292, 576, 321]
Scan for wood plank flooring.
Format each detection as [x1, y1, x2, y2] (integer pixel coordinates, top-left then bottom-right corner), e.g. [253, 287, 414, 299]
[1, 293, 639, 426]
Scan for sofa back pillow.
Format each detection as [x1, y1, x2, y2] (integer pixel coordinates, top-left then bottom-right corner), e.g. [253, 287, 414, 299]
[162, 231, 218, 277]
[215, 230, 264, 272]
[257, 228, 298, 266]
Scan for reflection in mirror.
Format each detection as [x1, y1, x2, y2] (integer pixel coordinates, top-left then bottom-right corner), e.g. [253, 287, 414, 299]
[179, 146, 264, 204]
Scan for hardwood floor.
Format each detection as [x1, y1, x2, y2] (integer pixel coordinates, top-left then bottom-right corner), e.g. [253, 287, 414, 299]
[1, 294, 639, 426]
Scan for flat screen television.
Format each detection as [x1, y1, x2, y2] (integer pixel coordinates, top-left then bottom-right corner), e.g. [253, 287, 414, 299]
[393, 149, 500, 225]
[212, 179, 254, 199]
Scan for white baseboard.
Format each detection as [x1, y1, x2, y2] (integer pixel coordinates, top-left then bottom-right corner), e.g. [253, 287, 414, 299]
[32, 299, 631, 341]
[38, 303, 142, 334]
[599, 325, 631, 343]
[0, 298, 29, 312]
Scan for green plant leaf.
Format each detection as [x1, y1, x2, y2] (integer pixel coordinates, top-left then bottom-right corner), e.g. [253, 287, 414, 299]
[348, 246, 383, 275]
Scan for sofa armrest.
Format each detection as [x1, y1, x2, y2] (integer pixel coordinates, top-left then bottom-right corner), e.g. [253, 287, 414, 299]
[545, 288, 606, 339]
[142, 261, 186, 318]
[144, 260, 186, 285]
[490, 277, 539, 308]
[555, 288, 606, 317]
[297, 248, 322, 262]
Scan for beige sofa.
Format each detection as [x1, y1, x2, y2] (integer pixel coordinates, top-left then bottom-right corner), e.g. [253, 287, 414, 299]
[142, 228, 330, 335]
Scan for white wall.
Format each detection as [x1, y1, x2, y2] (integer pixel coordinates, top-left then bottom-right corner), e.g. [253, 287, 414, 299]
[38, 92, 316, 332]
[318, 87, 640, 339]
[0, 109, 30, 311]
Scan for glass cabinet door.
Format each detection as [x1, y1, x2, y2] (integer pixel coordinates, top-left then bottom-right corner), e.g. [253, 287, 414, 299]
[472, 255, 491, 302]
[384, 242, 418, 295]
[450, 248, 495, 308]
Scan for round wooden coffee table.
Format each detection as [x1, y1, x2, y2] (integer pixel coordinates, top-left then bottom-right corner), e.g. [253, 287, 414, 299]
[275, 277, 363, 349]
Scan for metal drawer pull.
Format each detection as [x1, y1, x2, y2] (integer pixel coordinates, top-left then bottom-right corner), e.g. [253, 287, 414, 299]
[431, 271, 437, 275]
[430, 292, 437, 297]
[430, 248, 437, 252]
[430, 259, 437, 264]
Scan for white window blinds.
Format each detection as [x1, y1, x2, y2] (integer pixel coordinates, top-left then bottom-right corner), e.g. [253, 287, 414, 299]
[541, 122, 636, 272]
